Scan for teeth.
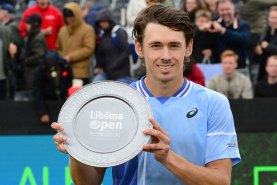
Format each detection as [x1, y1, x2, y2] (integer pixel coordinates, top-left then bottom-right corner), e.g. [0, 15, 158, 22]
[158, 65, 172, 70]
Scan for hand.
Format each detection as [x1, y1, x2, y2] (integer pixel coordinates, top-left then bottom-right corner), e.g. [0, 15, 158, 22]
[210, 21, 225, 34]
[143, 118, 171, 163]
[94, 67, 103, 74]
[9, 43, 17, 58]
[64, 55, 71, 62]
[255, 45, 263, 55]
[261, 41, 269, 49]
[51, 122, 68, 154]
[42, 27, 52, 35]
[202, 49, 212, 58]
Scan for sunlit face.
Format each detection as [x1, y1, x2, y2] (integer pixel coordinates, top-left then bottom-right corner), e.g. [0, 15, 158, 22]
[218, 1, 235, 25]
[266, 57, 277, 78]
[221, 56, 237, 75]
[37, 0, 49, 9]
[268, 10, 277, 29]
[186, 0, 197, 12]
[135, 23, 192, 83]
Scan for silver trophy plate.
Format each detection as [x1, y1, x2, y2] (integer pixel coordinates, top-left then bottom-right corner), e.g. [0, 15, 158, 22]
[58, 81, 153, 167]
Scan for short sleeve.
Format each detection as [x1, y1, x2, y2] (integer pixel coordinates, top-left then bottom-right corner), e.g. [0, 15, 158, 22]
[205, 92, 241, 166]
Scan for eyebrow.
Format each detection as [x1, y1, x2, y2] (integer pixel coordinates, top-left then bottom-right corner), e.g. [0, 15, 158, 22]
[148, 41, 183, 45]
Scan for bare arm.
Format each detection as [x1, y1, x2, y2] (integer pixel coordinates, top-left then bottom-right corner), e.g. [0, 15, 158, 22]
[70, 157, 106, 185]
[51, 122, 106, 185]
[143, 118, 232, 185]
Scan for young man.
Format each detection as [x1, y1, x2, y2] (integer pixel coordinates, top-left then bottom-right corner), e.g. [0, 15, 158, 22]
[255, 55, 277, 98]
[207, 50, 253, 99]
[52, 5, 240, 185]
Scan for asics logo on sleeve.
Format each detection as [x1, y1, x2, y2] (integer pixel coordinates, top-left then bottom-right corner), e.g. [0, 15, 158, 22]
[186, 108, 198, 118]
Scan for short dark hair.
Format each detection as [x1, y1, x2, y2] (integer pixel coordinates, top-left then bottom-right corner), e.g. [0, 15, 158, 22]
[132, 4, 194, 46]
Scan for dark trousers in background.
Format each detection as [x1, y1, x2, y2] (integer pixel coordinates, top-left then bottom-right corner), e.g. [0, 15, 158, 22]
[0, 79, 7, 100]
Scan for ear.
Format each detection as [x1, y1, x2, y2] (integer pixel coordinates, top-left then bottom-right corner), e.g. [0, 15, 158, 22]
[185, 40, 193, 57]
[135, 40, 143, 58]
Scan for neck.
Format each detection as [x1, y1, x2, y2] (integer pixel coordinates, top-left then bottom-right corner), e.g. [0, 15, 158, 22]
[267, 76, 277, 84]
[144, 76, 184, 97]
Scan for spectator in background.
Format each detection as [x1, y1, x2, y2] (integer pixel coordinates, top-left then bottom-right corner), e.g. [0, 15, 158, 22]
[19, 0, 64, 50]
[57, 2, 95, 86]
[209, 0, 250, 69]
[204, 0, 219, 19]
[183, 0, 208, 23]
[255, 55, 277, 98]
[83, 1, 107, 35]
[146, 0, 175, 7]
[126, 0, 147, 28]
[255, 6, 277, 81]
[0, 3, 23, 98]
[184, 57, 206, 86]
[93, 8, 135, 84]
[192, 9, 216, 64]
[239, 0, 277, 64]
[207, 50, 253, 99]
[0, 25, 13, 100]
[23, 13, 47, 91]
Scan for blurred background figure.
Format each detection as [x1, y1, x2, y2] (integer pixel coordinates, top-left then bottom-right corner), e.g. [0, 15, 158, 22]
[19, 0, 64, 50]
[207, 50, 253, 99]
[0, 2, 22, 99]
[239, 0, 277, 83]
[254, 6, 277, 81]
[23, 13, 47, 94]
[184, 57, 206, 86]
[57, 2, 95, 86]
[183, 0, 208, 23]
[146, 0, 175, 7]
[255, 55, 277, 98]
[204, 0, 219, 19]
[126, 0, 147, 28]
[210, 0, 250, 72]
[0, 25, 13, 100]
[93, 8, 135, 84]
[192, 9, 216, 64]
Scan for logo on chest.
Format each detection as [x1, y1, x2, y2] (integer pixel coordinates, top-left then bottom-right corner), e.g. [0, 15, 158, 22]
[186, 108, 198, 118]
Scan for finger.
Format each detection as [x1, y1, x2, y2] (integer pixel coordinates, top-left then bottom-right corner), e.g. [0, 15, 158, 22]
[53, 133, 67, 143]
[149, 118, 168, 136]
[144, 128, 170, 144]
[56, 142, 68, 154]
[143, 143, 170, 151]
[51, 122, 64, 132]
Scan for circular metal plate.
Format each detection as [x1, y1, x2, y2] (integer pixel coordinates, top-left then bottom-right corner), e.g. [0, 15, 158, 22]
[58, 81, 153, 167]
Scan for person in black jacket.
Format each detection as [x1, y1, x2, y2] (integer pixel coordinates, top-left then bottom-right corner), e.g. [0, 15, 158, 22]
[23, 13, 48, 123]
[93, 8, 135, 84]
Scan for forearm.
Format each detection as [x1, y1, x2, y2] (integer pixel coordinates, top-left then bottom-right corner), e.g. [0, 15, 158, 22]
[70, 157, 106, 185]
[162, 150, 231, 185]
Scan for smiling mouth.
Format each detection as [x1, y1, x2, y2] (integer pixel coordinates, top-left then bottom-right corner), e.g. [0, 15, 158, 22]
[157, 65, 173, 70]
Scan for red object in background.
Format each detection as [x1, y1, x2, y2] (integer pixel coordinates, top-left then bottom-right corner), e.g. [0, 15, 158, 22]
[67, 86, 80, 97]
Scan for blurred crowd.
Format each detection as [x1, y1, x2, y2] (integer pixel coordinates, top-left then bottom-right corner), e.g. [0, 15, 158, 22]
[0, 0, 276, 123]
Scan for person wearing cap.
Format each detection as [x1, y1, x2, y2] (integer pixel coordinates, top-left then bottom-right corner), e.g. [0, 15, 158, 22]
[22, 13, 48, 122]
[19, 0, 63, 50]
[57, 2, 95, 86]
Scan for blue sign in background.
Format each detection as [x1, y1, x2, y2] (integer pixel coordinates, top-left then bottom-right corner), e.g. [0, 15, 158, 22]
[0, 135, 113, 185]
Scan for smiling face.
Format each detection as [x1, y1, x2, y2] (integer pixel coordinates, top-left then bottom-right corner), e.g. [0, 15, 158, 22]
[135, 23, 192, 84]
[218, 1, 235, 26]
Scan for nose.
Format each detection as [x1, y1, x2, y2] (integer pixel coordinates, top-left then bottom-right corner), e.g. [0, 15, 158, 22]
[161, 47, 171, 61]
